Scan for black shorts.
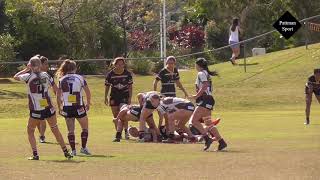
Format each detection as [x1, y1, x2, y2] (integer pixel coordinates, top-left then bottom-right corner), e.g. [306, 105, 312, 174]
[179, 102, 195, 112]
[129, 106, 153, 120]
[30, 107, 55, 120]
[161, 93, 176, 97]
[189, 125, 201, 135]
[305, 86, 320, 96]
[144, 100, 157, 109]
[110, 93, 129, 106]
[196, 95, 215, 110]
[62, 106, 87, 119]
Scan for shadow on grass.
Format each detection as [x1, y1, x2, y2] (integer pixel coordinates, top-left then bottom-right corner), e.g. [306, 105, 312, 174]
[0, 90, 26, 98]
[0, 79, 19, 84]
[43, 159, 85, 163]
[77, 154, 115, 159]
[238, 63, 259, 66]
[43, 142, 79, 145]
[206, 149, 245, 153]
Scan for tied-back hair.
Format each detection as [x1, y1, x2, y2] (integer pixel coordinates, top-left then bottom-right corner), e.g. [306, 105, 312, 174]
[29, 56, 44, 86]
[55, 59, 77, 79]
[110, 57, 127, 69]
[196, 58, 218, 76]
[40, 56, 48, 64]
[314, 68, 320, 74]
[231, 18, 239, 32]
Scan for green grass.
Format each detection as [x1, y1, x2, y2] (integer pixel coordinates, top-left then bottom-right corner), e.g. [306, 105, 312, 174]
[0, 44, 320, 179]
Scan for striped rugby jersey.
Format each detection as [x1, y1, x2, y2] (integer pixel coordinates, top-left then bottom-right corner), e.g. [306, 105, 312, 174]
[156, 68, 180, 97]
[18, 72, 55, 111]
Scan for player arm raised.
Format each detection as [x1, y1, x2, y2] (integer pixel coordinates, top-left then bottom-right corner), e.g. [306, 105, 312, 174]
[13, 66, 30, 81]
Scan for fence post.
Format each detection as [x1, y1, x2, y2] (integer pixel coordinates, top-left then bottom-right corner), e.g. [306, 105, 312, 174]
[243, 43, 247, 73]
[304, 21, 309, 50]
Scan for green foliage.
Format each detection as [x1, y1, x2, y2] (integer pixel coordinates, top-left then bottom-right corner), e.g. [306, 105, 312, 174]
[0, 33, 19, 75]
[127, 52, 155, 75]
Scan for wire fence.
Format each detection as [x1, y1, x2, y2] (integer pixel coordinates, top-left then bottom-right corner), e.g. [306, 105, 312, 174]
[0, 14, 320, 76]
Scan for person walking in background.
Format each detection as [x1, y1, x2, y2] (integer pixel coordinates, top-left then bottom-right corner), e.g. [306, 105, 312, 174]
[229, 18, 241, 65]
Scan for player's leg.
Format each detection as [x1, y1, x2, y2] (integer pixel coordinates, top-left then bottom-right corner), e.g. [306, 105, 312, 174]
[138, 108, 154, 141]
[65, 117, 76, 155]
[47, 114, 72, 159]
[207, 125, 227, 151]
[190, 106, 213, 150]
[27, 117, 40, 160]
[111, 105, 120, 129]
[305, 88, 313, 125]
[77, 115, 91, 155]
[119, 103, 130, 139]
[113, 106, 132, 142]
[146, 116, 160, 139]
[39, 120, 46, 143]
[176, 111, 194, 138]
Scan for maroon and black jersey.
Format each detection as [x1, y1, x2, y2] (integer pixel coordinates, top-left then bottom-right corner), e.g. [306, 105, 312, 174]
[306, 75, 320, 95]
[105, 69, 133, 97]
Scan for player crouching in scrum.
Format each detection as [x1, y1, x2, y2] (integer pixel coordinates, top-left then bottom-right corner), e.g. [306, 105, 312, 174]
[112, 104, 157, 142]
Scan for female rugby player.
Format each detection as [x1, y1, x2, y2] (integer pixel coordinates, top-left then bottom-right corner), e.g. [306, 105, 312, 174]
[56, 59, 92, 156]
[136, 91, 161, 141]
[188, 58, 227, 151]
[305, 68, 320, 125]
[37, 55, 59, 143]
[112, 104, 157, 142]
[153, 56, 188, 98]
[105, 57, 133, 139]
[13, 56, 72, 160]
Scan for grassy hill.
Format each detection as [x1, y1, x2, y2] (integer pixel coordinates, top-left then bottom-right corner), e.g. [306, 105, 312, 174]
[0, 43, 319, 180]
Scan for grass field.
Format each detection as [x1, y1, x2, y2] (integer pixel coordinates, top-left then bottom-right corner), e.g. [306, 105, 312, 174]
[0, 44, 320, 180]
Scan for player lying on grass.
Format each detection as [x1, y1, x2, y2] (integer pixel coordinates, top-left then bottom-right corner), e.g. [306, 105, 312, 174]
[188, 58, 227, 151]
[137, 91, 162, 142]
[305, 68, 320, 125]
[112, 104, 158, 142]
[56, 59, 92, 156]
[13, 56, 72, 160]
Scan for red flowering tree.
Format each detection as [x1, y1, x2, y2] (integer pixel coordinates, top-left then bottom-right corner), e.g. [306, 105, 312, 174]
[169, 25, 205, 50]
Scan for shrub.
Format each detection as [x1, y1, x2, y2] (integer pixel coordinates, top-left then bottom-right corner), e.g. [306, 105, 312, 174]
[0, 34, 19, 76]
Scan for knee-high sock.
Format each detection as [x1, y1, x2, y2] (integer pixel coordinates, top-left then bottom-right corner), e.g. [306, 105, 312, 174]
[68, 133, 76, 151]
[81, 130, 88, 148]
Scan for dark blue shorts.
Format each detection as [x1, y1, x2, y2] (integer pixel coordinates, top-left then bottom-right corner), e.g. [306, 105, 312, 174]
[305, 86, 320, 96]
[30, 107, 55, 120]
[61, 106, 87, 119]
